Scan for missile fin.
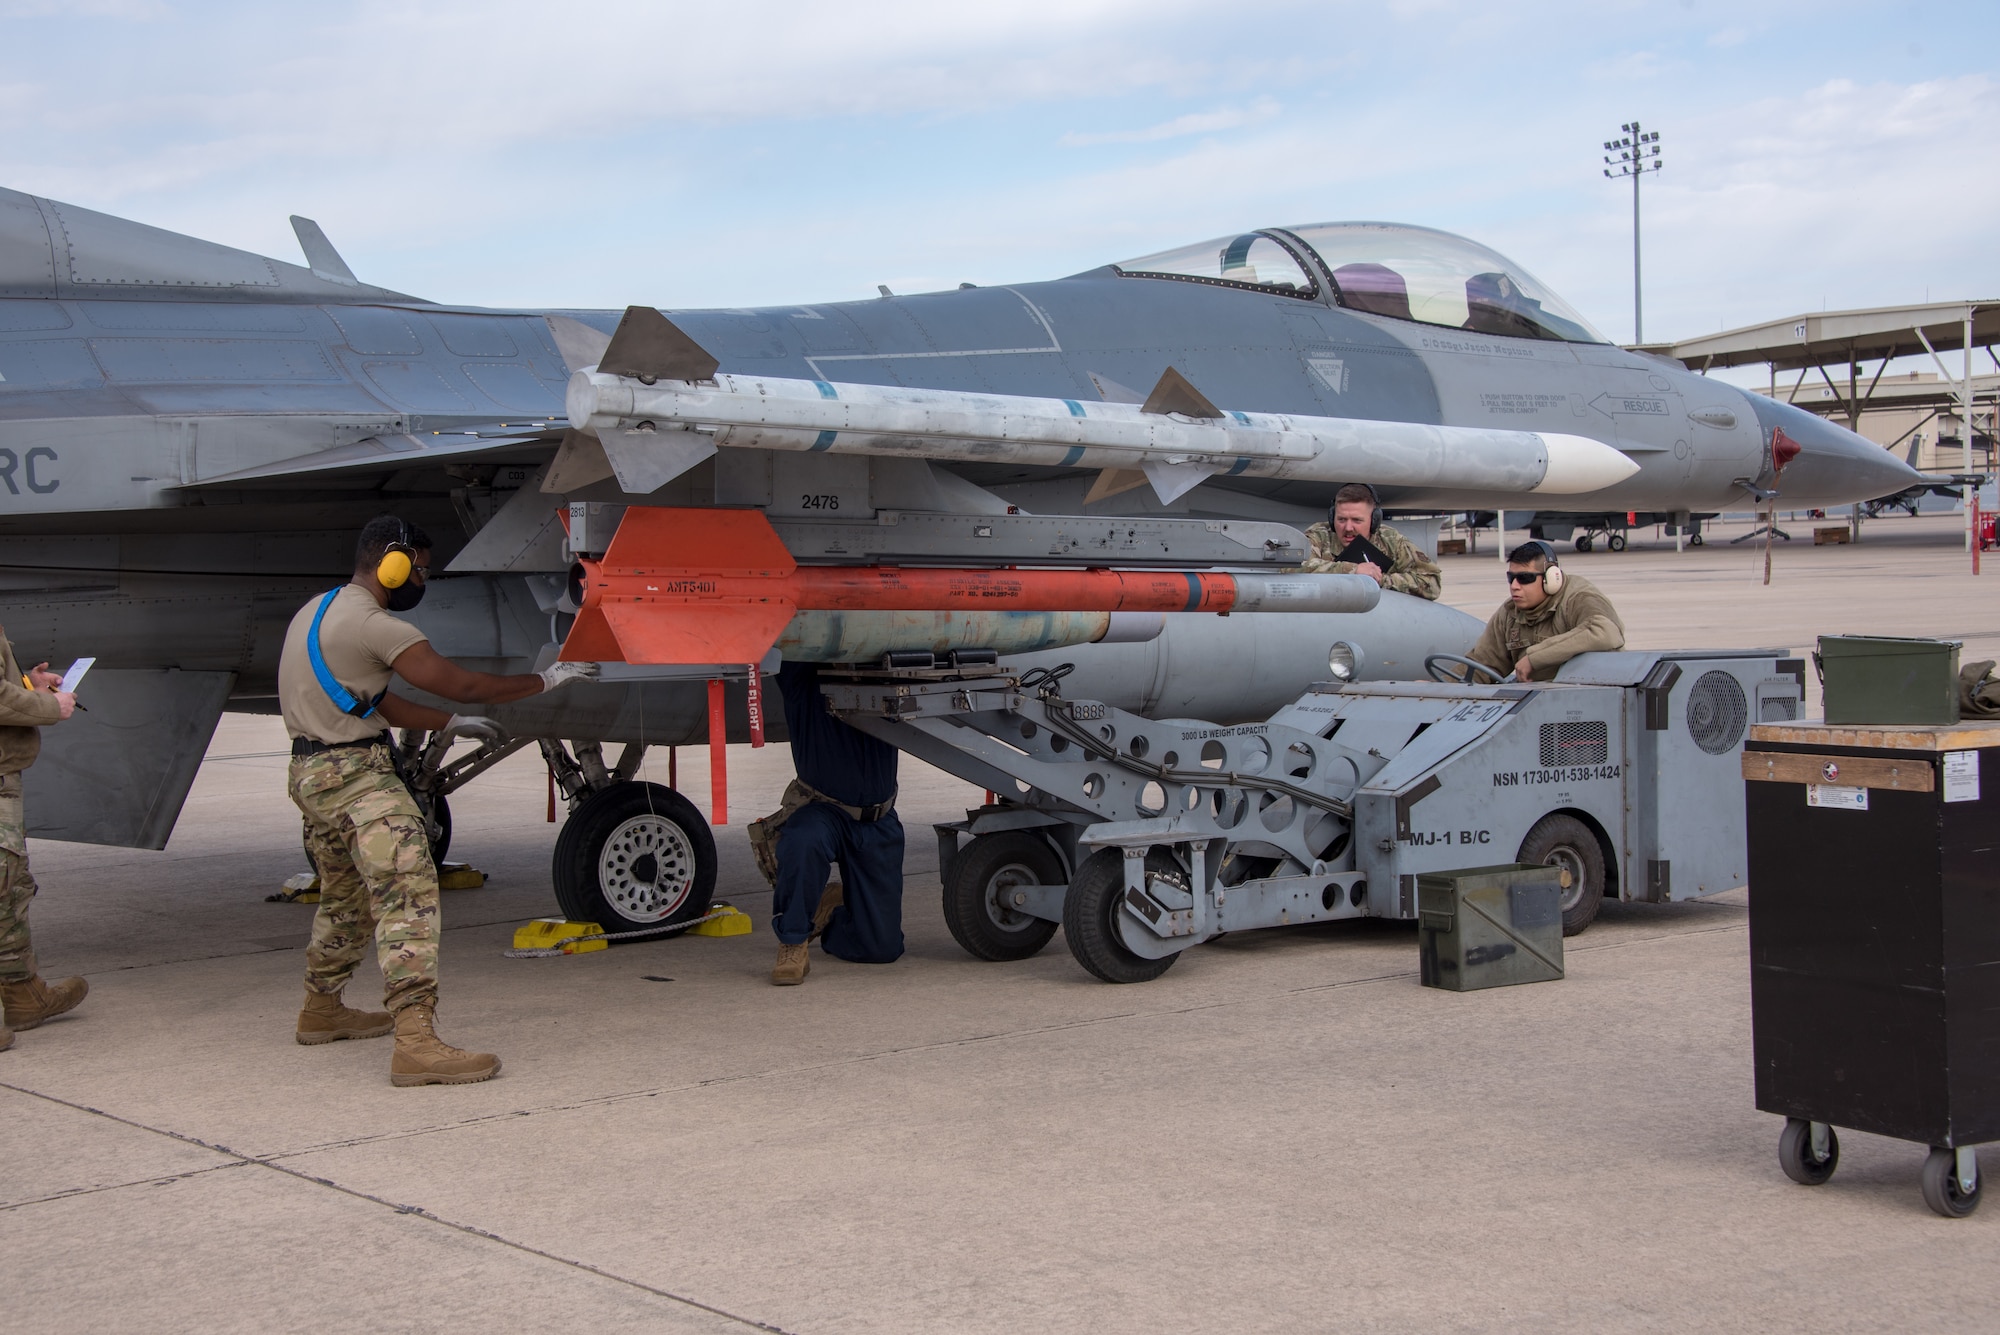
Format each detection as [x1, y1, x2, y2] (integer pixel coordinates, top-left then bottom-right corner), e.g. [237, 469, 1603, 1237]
[1140, 366, 1223, 420]
[601, 600, 797, 666]
[1142, 460, 1214, 504]
[545, 315, 613, 374]
[600, 506, 797, 576]
[541, 429, 616, 493]
[598, 426, 716, 495]
[1089, 371, 1145, 405]
[559, 606, 628, 663]
[598, 305, 720, 384]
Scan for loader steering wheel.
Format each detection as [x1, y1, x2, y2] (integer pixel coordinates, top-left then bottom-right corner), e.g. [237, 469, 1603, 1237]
[1425, 653, 1511, 685]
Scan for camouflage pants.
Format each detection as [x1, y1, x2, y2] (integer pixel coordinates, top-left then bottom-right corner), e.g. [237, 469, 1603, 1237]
[0, 777, 36, 984]
[288, 744, 439, 1013]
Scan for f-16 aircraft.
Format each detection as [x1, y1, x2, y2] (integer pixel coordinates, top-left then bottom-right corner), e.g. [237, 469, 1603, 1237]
[0, 188, 1919, 935]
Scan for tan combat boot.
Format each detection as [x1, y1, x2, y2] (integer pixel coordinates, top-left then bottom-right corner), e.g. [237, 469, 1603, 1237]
[296, 989, 394, 1045]
[0, 1025, 12, 1052]
[389, 1005, 501, 1087]
[808, 879, 844, 940]
[2, 974, 88, 1031]
[772, 942, 810, 985]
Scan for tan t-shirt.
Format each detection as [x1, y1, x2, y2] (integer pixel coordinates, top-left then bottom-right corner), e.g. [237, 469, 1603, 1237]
[279, 585, 429, 743]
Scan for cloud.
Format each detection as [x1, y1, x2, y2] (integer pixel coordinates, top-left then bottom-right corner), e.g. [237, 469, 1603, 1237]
[1061, 98, 1281, 146]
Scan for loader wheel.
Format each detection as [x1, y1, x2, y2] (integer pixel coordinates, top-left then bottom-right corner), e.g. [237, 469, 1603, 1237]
[943, 831, 1064, 961]
[1517, 813, 1605, 936]
[553, 782, 716, 936]
[1063, 848, 1183, 984]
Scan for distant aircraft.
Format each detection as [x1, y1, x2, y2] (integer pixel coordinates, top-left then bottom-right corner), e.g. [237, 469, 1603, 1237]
[0, 189, 1919, 932]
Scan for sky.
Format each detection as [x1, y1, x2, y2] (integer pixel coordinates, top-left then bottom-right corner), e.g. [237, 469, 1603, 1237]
[3, 0, 1996, 360]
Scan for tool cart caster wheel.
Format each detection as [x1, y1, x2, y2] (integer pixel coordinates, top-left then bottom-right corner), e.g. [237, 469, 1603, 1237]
[1920, 1147, 1981, 1218]
[1607, 533, 1627, 552]
[942, 831, 1063, 961]
[1064, 848, 1181, 984]
[1777, 1118, 1840, 1186]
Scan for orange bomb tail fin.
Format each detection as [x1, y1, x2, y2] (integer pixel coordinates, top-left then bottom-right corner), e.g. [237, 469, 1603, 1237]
[560, 508, 801, 665]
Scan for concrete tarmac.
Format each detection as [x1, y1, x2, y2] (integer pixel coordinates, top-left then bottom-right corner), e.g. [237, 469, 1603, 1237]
[3, 511, 1995, 1332]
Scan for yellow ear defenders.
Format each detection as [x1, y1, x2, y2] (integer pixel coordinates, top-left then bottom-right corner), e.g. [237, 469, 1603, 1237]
[1524, 538, 1565, 593]
[376, 520, 417, 589]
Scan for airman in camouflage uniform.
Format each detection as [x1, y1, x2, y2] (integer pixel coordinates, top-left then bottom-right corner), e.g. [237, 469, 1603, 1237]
[280, 516, 597, 1085]
[1297, 482, 1443, 601]
[0, 628, 87, 1053]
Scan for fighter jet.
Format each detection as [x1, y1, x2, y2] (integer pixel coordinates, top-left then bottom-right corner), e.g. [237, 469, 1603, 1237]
[0, 189, 1918, 935]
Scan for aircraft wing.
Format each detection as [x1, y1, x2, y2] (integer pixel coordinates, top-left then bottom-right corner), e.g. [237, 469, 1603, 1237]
[176, 423, 562, 488]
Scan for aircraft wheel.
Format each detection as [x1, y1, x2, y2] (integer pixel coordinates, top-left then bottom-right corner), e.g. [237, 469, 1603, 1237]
[942, 831, 1064, 961]
[1778, 1119, 1840, 1186]
[553, 782, 716, 936]
[1063, 848, 1182, 984]
[1574, 535, 1593, 553]
[1690, 532, 1706, 547]
[1921, 1147, 1982, 1218]
[1518, 813, 1605, 936]
[1607, 533, 1628, 552]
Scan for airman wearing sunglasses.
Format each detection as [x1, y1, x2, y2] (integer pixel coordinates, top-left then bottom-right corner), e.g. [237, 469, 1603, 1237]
[1468, 541, 1625, 682]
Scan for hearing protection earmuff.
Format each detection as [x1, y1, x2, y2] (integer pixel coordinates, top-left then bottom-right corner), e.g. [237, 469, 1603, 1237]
[376, 518, 416, 589]
[1523, 538, 1565, 594]
[1330, 483, 1383, 536]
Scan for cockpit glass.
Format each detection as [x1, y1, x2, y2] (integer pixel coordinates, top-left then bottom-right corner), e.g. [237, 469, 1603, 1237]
[1113, 233, 1316, 297]
[1278, 222, 1607, 344]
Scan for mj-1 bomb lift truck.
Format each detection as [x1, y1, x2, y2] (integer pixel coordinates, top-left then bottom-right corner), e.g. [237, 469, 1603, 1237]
[819, 649, 1804, 983]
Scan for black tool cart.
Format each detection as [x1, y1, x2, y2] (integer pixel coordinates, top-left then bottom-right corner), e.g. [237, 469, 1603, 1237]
[1743, 718, 1999, 1217]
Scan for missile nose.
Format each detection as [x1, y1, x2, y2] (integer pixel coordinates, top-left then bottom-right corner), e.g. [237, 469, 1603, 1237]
[1750, 397, 1924, 506]
[1533, 432, 1643, 494]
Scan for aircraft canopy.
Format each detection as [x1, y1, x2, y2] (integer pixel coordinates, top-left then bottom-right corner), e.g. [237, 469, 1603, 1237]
[1116, 222, 1606, 346]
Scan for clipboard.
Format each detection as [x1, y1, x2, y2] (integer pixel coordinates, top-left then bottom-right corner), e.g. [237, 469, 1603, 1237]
[59, 657, 93, 693]
[1335, 536, 1394, 569]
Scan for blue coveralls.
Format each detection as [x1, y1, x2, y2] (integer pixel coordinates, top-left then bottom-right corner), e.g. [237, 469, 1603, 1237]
[771, 663, 905, 963]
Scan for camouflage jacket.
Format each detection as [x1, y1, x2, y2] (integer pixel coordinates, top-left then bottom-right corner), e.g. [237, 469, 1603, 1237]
[0, 629, 61, 778]
[1296, 522, 1443, 600]
[1468, 573, 1626, 682]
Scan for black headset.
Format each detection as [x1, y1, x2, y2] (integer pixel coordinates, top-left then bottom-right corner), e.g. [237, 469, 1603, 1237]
[1330, 483, 1383, 536]
[1518, 538, 1565, 593]
[376, 518, 417, 590]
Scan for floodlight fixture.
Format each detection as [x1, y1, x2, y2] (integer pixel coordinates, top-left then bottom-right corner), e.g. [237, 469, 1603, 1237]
[1602, 119, 1666, 343]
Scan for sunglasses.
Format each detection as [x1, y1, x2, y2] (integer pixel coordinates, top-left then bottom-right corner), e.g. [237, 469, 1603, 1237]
[1505, 571, 1544, 585]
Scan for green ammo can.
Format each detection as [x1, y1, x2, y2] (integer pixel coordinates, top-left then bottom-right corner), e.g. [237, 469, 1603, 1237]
[1418, 863, 1566, 992]
[1815, 635, 1961, 726]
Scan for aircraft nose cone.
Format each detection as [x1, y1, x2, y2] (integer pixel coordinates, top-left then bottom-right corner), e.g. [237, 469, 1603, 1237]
[1748, 396, 1924, 506]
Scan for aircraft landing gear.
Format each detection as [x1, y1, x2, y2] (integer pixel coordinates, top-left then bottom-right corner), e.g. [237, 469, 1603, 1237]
[541, 740, 717, 936]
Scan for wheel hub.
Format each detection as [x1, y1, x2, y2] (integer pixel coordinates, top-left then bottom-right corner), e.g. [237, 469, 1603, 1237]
[983, 862, 1041, 929]
[598, 814, 697, 922]
[1545, 845, 1588, 911]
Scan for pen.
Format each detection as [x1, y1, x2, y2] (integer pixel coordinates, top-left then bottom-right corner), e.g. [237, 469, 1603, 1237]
[23, 674, 86, 711]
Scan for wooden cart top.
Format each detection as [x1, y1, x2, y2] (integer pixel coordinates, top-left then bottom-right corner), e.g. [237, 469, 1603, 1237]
[1750, 718, 2000, 751]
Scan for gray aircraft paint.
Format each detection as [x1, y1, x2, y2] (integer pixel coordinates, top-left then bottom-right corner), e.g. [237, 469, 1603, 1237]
[0, 189, 1916, 846]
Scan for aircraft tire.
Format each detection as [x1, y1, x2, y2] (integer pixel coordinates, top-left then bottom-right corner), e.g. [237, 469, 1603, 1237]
[1690, 532, 1706, 547]
[1063, 848, 1181, 984]
[552, 782, 716, 937]
[942, 831, 1064, 961]
[1517, 812, 1606, 936]
[1574, 536, 1593, 553]
[1607, 533, 1628, 552]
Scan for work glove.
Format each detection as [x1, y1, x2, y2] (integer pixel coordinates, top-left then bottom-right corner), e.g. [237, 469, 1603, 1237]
[442, 714, 506, 743]
[540, 660, 601, 692]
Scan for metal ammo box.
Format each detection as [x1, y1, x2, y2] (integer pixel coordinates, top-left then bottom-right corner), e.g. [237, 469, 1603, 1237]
[1815, 635, 1961, 726]
[1417, 863, 1565, 991]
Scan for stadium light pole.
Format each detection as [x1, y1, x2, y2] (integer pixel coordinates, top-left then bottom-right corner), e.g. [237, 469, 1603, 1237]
[1603, 122, 1664, 344]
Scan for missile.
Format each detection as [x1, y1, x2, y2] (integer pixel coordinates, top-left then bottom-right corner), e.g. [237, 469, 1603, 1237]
[560, 307, 1641, 503]
[559, 507, 1381, 666]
